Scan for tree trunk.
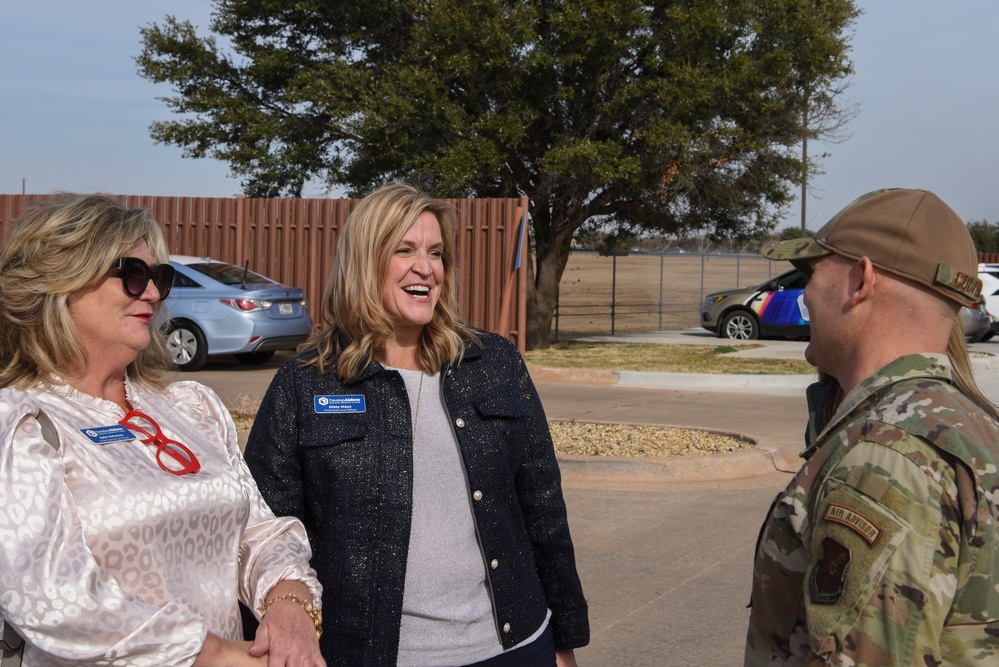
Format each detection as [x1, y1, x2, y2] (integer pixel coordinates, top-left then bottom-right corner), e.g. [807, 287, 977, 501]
[525, 222, 575, 350]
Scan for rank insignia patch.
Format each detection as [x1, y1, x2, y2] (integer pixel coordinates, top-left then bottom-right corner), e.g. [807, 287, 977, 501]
[810, 537, 851, 605]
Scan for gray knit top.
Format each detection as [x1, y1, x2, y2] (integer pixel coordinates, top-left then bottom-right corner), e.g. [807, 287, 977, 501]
[394, 368, 547, 665]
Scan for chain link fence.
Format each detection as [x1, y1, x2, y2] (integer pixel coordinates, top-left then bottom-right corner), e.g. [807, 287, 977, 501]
[552, 251, 781, 341]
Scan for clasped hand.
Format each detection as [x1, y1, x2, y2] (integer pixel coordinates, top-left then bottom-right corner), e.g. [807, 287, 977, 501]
[248, 597, 325, 667]
[194, 598, 324, 667]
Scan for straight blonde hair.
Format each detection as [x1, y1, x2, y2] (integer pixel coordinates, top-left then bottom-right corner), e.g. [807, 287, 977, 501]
[948, 316, 999, 421]
[0, 194, 174, 390]
[304, 183, 478, 380]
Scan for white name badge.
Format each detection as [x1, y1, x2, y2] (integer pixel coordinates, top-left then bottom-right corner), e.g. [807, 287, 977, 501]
[81, 425, 135, 444]
[314, 395, 367, 414]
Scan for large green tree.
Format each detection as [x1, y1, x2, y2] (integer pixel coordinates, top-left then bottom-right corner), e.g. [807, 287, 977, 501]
[137, 0, 859, 348]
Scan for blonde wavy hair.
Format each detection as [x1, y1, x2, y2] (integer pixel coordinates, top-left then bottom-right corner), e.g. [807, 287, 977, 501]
[0, 194, 174, 390]
[304, 183, 478, 380]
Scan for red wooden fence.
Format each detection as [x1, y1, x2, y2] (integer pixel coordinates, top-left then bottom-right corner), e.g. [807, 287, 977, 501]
[0, 194, 530, 354]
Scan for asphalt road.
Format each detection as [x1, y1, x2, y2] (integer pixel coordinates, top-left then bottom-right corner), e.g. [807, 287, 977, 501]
[186, 334, 807, 665]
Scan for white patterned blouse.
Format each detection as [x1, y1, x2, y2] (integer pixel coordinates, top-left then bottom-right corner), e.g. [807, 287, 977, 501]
[0, 377, 320, 667]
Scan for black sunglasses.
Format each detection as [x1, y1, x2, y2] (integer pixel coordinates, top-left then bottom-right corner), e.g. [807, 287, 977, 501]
[107, 257, 175, 299]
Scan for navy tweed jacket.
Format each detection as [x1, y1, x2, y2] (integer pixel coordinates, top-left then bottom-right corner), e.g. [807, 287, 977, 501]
[244, 331, 589, 665]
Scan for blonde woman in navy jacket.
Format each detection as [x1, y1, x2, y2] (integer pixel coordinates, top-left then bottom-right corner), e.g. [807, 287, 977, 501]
[245, 183, 588, 666]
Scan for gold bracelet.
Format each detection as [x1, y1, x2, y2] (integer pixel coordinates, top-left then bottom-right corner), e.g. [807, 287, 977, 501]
[260, 593, 323, 638]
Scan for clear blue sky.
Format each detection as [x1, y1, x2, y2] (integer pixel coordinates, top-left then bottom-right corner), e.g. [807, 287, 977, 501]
[2, 1, 996, 229]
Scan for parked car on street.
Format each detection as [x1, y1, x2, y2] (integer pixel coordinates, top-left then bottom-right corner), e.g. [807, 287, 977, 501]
[700, 268, 809, 340]
[160, 256, 313, 371]
[702, 267, 993, 343]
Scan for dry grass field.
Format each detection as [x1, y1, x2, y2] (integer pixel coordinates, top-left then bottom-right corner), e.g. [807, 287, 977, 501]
[552, 251, 781, 340]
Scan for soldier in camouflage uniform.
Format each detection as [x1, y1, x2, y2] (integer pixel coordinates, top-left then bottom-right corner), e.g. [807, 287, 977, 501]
[744, 188, 999, 666]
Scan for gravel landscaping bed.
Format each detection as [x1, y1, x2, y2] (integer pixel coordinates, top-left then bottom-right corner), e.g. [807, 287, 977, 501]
[549, 421, 753, 457]
[232, 414, 753, 458]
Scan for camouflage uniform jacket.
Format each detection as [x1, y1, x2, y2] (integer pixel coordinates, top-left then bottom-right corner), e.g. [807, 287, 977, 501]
[744, 353, 999, 666]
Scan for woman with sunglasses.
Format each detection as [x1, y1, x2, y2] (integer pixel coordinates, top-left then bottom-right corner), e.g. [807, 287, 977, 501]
[0, 194, 324, 667]
[244, 184, 589, 666]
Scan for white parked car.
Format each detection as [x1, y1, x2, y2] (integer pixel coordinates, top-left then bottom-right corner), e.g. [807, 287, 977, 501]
[979, 263, 999, 314]
[977, 263, 999, 341]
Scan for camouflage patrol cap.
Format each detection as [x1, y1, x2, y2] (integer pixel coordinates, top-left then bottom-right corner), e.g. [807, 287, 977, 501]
[760, 188, 982, 307]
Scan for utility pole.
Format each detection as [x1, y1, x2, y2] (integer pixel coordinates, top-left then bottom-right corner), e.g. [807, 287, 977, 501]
[800, 95, 808, 233]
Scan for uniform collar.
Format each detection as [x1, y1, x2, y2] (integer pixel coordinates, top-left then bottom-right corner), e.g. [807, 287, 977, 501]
[802, 353, 952, 459]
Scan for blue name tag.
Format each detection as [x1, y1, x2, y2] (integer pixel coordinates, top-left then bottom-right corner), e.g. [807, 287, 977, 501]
[314, 395, 367, 414]
[81, 425, 135, 444]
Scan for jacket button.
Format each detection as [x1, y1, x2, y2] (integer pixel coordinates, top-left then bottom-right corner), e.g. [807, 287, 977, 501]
[473, 490, 483, 501]
[502, 622, 511, 633]
[490, 559, 499, 569]
[455, 418, 466, 428]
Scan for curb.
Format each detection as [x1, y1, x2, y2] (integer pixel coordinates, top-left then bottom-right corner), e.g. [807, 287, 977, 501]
[529, 364, 808, 480]
[557, 448, 771, 482]
[557, 433, 800, 482]
[973, 354, 999, 371]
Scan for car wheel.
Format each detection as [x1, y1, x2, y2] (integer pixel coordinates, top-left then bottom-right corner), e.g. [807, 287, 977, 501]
[166, 321, 208, 372]
[982, 331, 995, 342]
[234, 351, 276, 365]
[721, 311, 759, 340]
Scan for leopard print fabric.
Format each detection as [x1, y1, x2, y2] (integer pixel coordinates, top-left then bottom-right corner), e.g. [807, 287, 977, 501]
[0, 378, 319, 666]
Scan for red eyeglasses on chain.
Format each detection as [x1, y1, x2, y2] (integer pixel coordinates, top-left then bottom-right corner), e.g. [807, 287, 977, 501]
[118, 410, 201, 476]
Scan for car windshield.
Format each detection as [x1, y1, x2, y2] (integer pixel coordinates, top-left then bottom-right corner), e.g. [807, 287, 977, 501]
[186, 262, 273, 286]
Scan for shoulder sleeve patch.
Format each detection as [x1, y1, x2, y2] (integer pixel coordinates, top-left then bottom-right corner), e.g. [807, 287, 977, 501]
[805, 482, 912, 641]
[810, 536, 851, 604]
